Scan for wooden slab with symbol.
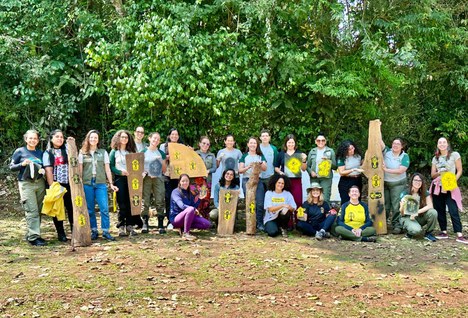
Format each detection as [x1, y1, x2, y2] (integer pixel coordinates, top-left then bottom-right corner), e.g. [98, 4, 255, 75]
[217, 189, 240, 235]
[362, 119, 387, 235]
[168, 143, 208, 179]
[126, 153, 144, 216]
[67, 138, 91, 247]
[245, 162, 261, 235]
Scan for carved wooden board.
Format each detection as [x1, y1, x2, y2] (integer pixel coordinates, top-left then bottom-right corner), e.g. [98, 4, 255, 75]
[168, 143, 208, 179]
[126, 153, 144, 216]
[217, 189, 240, 235]
[362, 120, 387, 235]
[67, 139, 91, 247]
[245, 162, 261, 235]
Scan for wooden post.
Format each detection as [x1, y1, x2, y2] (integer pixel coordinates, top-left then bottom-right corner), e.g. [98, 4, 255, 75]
[245, 162, 261, 235]
[362, 119, 387, 235]
[217, 189, 240, 235]
[126, 153, 144, 216]
[67, 139, 91, 247]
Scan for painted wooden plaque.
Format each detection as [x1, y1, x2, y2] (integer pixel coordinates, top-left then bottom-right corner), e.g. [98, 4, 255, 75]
[217, 189, 240, 235]
[362, 120, 387, 235]
[126, 152, 144, 216]
[245, 162, 262, 235]
[168, 143, 208, 179]
[67, 138, 91, 247]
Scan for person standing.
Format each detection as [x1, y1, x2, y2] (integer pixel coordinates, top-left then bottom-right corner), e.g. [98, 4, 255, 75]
[195, 136, 217, 219]
[10, 130, 47, 246]
[216, 134, 243, 176]
[134, 126, 147, 152]
[336, 140, 363, 205]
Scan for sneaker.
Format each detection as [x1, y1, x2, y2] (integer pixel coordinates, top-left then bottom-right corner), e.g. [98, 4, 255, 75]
[182, 232, 197, 241]
[126, 225, 137, 236]
[29, 238, 47, 246]
[159, 228, 167, 234]
[118, 226, 127, 237]
[315, 229, 324, 241]
[58, 234, 68, 242]
[435, 232, 449, 239]
[455, 236, 468, 244]
[102, 232, 115, 241]
[424, 233, 437, 242]
[257, 224, 265, 232]
[281, 228, 288, 238]
[167, 223, 174, 230]
[91, 230, 99, 240]
[363, 236, 377, 243]
[141, 224, 149, 234]
[392, 228, 402, 235]
[323, 231, 331, 239]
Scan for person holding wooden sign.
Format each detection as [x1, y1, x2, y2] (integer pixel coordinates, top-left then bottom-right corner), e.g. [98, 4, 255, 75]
[209, 169, 240, 222]
[335, 186, 377, 242]
[170, 174, 211, 240]
[195, 136, 217, 219]
[296, 182, 337, 240]
[239, 137, 267, 230]
[10, 130, 47, 246]
[381, 137, 410, 234]
[306, 132, 336, 202]
[399, 173, 438, 242]
[337, 140, 364, 205]
[79, 130, 118, 241]
[430, 137, 466, 244]
[110, 130, 141, 237]
[142, 132, 167, 234]
[263, 174, 297, 237]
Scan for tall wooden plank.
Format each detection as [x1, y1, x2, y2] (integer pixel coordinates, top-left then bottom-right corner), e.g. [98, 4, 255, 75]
[362, 120, 387, 235]
[67, 139, 91, 247]
[125, 153, 144, 216]
[217, 189, 240, 235]
[245, 162, 261, 235]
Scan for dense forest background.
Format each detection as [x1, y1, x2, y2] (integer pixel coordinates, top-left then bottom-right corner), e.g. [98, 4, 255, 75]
[1, 0, 466, 180]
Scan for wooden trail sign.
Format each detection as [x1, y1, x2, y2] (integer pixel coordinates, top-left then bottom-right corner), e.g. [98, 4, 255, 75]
[126, 153, 144, 216]
[245, 162, 262, 235]
[168, 143, 208, 179]
[362, 120, 387, 235]
[217, 189, 240, 235]
[67, 138, 91, 247]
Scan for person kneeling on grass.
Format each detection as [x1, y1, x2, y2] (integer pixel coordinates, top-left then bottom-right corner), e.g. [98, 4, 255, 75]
[399, 173, 438, 242]
[296, 182, 337, 240]
[335, 186, 377, 242]
[170, 174, 211, 241]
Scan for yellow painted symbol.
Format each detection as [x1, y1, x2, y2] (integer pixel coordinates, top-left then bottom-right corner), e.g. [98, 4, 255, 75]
[132, 159, 140, 171]
[132, 178, 139, 190]
[199, 185, 207, 198]
[370, 192, 382, 200]
[371, 156, 379, 169]
[189, 161, 196, 170]
[174, 151, 181, 160]
[371, 175, 381, 188]
[286, 156, 301, 174]
[174, 167, 182, 176]
[441, 172, 457, 192]
[78, 214, 86, 226]
[297, 206, 305, 218]
[132, 195, 140, 206]
[224, 210, 231, 220]
[70, 157, 78, 167]
[318, 160, 331, 177]
[378, 221, 383, 229]
[73, 174, 80, 184]
[224, 192, 232, 203]
[249, 202, 255, 214]
[75, 196, 83, 207]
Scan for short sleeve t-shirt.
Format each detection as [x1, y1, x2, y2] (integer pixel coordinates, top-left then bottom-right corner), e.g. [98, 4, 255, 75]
[43, 149, 69, 184]
[260, 144, 276, 179]
[432, 152, 461, 174]
[239, 153, 266, 178]
[263, 190, 297, 224]
[144, 148, 166, 177]
[383, 147, 410, 182]
[337, 155, 361, 176]
[217, 148, 243, 174]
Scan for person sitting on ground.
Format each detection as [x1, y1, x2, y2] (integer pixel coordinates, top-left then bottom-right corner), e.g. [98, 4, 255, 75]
[263, 174, 297, 238]
[209, 169, 240, 223]
[335, 186, 377, 242]
[399, 173, 438, 242]
[296, 182, 337, 240]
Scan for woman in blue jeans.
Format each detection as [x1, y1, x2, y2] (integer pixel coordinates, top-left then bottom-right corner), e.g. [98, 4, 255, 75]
[79, 130, 118, 241]
[296, 182, 337, 240]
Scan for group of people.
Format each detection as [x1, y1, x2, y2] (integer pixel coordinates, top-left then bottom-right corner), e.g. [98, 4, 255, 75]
[9, 126, 466, 245]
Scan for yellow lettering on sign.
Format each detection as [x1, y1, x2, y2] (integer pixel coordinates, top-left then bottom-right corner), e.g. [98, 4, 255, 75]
[224, 192, 232, 203]
[174, 151, 181, 160]
[78, 214, 86, 226]
[174, 167, 182, 176]
[132, 195, 140, 206]
[272, 197, 285, 203]
[189, 161, 196, 170]
[441, 172, 457, 192]
[224, 210, 231, 220]
[132, 178, 139, 190]
[249, 202, 255, 214]
[75, 196, 83, 207]
[371, 156, 379, 169]
[371, 175, 381, 188]
[318, 160, 331, 177]
[132, 159, 140, 171]
[286, 157, 301, 174]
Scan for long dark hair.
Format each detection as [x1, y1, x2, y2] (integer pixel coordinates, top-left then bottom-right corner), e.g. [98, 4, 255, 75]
[219, 169, 239, 187]
[410, 173, 427, 208]
[46, 129, 68, 164]
[164, 128, 183, 155]
[267, 174, 291, 192]
[337, 140, 361, 161]
[282, 134, 297, 151]
[110, 130, 137, 153]
[434, 137, 452, 161]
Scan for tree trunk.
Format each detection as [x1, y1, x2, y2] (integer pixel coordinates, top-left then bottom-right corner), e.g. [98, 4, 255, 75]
[245, 162, 261, 235]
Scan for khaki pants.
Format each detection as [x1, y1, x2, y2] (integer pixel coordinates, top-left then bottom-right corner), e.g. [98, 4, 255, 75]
[19, 179, 46, 241]
[142, 176, 165, 217]
[400, 209, 437, 236]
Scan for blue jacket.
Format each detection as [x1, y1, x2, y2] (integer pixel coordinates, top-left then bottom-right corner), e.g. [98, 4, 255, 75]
[169, 188, 200, 223]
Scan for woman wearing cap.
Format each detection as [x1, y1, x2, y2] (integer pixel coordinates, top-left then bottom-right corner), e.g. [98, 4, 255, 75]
[296, 182, 337, 240]
[263, 174, 297, 237]
[336, 186, 377, 242]
[337, 140, 363, 205]
[306, 132, 336, 202]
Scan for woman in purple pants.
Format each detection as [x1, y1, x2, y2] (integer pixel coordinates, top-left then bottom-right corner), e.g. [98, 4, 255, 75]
[170, 174, 211, 240]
